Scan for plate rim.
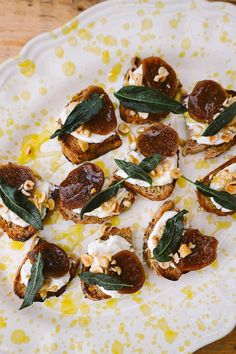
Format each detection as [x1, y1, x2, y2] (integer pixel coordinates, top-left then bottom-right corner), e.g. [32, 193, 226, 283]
[0, 0, 236, 352]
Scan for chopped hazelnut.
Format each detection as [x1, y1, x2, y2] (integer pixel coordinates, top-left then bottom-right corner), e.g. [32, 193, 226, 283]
[77, 140, 89, 152]
[179, 243, 192, 258]
[99, 256, 110, 268]
[90, 266, 103, 274]
[171, 168, 182, 179]
[123, 200, 132, 208]
[81, 253, 93, 268]
[23, 180, 35, 191]
[83, 129, 92, 137]
[90, 187, 97, 195]
[118, 123, 130, 135]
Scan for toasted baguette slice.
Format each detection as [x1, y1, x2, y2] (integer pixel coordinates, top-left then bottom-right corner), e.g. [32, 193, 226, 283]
[143, 200, 218, 281]
[80, 226, 133, 301]
[14, 237, 79, 302]
[113, 174, 176, 201]
[58, 86, 122, 164]
[0, 163, 56, 242]
[58, 186, 135, 224]
[120, 56, 181, 124]
[185, 136, 236, 159]
[197, 156, 236, 216]
[184, 81, 236, 159]
[59, 132, 122, 165]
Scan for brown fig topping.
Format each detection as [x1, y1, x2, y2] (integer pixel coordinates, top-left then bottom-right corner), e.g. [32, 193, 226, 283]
[82, 86, 117, 135]
[137, 123, 179, 158]
[111, 250, 145, 294]
[27, 240, 70, 278]
[188, 80, 228, 123]
[175, 229, 218, 272]
[142, 56, 178, 98]
[0, 164, 35, 189]
[59, 162, 104, 210]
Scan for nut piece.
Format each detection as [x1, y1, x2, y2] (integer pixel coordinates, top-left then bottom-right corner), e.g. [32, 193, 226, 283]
[154, 66, 169, 83]
[81, 254, 93, 267]
[21, 189, 31, 197]
[26, 145, 31, 155]
[123, 200, 132, 208]
[77, 140, 89, 152]
[23, 180, 35, 191]
[83, 128, 92, 137]
[114, 266, 122, 275]
[90, 187, 97, 195]
[171, 168, 182, 179]
[118, 123, 130, 135]
[138, 112, 149, 119]
[225, 183, 236, 195]
[37, 191, 46, 204]
[90, 266, 103, 274]
[99, 256, 110, 268]
[178, 244, 192, 258]
[47, 198, 55, 211]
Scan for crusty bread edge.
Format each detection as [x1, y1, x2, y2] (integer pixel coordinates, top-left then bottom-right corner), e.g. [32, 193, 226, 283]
[197, 156, 236, 216]
[14, 238, 79, 302]
[143, 200, 183, 281]
[80, 226, 133, 301]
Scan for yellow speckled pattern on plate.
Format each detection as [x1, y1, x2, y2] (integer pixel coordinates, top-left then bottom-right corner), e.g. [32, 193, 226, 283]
[0, 0, 236, 353]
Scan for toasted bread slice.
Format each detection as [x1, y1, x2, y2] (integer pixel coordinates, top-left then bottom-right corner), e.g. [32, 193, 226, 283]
[120, 56, 181, 124]
[59, 132, 122, 165]
[0, 163, 56, 242]
[14, 237, 79, 302]
[57, 86, 122, 164]
[80, 226, 133, 301]
[58, 187, 135, 224]
[143, 200, 218, 280]
[185, 136, 236, 159]
[197, 156, 236, 216]
[113, 175, 176, 201]
[184, 81, 236, 159]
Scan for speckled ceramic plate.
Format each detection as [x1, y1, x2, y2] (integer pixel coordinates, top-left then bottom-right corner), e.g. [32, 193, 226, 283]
[0, 0, 236, 353]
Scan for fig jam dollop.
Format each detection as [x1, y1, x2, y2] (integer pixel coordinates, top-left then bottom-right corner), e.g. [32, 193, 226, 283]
[0, 164, 35, 189]
[59, 162, 104, 209]
[83, 86, 117, 135]
[142, 56, 178, 98]
[111, 250, 145, 294]
[176, 229, 218, 272]
[27, 241, 70, 278]
[137, 123, 179, 158]
[188, 80, 228, 123]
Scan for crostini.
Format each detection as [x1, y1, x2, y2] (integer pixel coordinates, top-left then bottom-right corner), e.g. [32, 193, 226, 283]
[119, 56, 181, 124]
[184, 80, 236, 159]
[80, 226, 145, 300]
[114, 123, 181, 200]
[14, 236, 79, 304]
[143, 200, 218, 281]
[0, 163, 56, 241]
[197, 156, 236, 216]
[52, 85, 122, 164]
[57, 162, 135, 224]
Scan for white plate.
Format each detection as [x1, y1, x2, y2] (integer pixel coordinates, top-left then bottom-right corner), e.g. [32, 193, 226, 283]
[0, 0, 236, 353]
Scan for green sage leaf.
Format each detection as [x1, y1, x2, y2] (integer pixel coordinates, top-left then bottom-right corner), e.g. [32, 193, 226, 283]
[153, 210, 188, 262]
[80, 272, 133, 290]
[114, 86, 187, 114]
[139, 153, 163, 172]
[115, 159, 152, 185]
[0, 177, 43, 229]
[50, 93, 103, 139]
[202, 101, 236, 136]
[19, 253, 44, 310]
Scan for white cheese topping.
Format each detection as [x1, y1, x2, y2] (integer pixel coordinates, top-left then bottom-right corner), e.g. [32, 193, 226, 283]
[210, 163, 236, 212]
[87, 235, 132, 298]
[115, 151, 178, 187]
[0, 179, 52, 227]
[59, 101, 115, 143]
[21, 259, 70, 295]
[73, 187, 129, 218]
[186, 96, 236, 145]
[148, 211, 178, 255]
[154, 66, 169, 83]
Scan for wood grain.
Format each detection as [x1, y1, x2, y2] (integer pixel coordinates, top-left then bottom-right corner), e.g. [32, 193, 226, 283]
[0, 0, 235, 353]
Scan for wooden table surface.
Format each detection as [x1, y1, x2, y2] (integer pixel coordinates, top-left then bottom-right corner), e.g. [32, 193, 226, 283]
[0, 0, 235, 353]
